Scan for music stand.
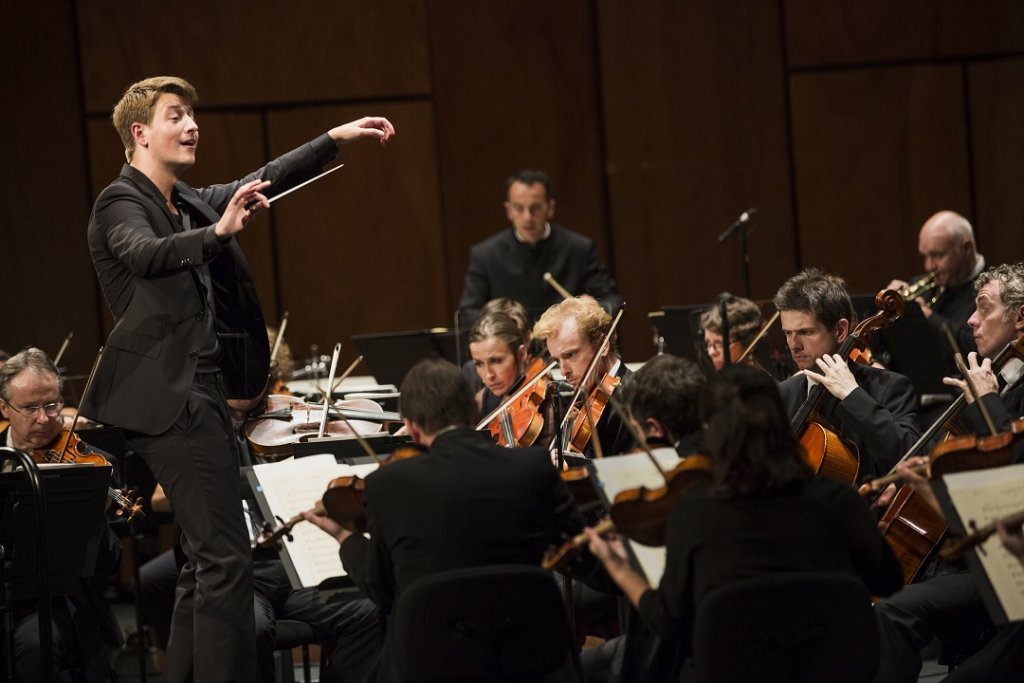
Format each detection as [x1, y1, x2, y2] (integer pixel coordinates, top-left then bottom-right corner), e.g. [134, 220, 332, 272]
[352, 329, 458, 387]
[0, 450, 110, 683]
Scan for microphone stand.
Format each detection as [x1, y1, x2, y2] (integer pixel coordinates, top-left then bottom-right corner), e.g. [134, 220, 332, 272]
[719, 293, 732, 369]
[718, 209, 758, 299]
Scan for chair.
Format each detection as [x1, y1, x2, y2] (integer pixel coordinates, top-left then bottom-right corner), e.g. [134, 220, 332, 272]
[273, 620, 324, 683]
[689, 572, 879, 683]
[390, 564, 585, 682]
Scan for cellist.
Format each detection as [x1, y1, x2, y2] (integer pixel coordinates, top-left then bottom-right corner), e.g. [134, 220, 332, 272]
[774, 268, 920, 478]
[533, 297, 637, 457]
[874, 261, 1024, 682]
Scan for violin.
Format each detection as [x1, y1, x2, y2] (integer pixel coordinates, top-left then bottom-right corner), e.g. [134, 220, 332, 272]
[482, 357, 553, 448]
[940, 507, 1024, 562]
[255, 442, 425, 547]
[33, 428, 145, 522]
[542, 453, 713, 570]
[565, 372, 620, 454]
[244, 394, 392, 461]
[791, 289, 904, 483]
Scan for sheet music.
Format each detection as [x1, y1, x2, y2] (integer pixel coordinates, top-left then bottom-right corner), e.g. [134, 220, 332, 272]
[252, 454, 377, 588]
[943, 464, 1024, 621]
[590, 448, 682, 585]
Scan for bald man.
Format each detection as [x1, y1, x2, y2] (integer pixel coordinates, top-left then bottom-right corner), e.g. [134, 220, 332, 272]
[888, 211, 986, 357]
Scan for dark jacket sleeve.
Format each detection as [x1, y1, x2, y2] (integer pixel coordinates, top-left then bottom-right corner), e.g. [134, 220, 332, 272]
[834, 368, 920, 476]
[457, 242, 490, 320]
[825, 481, 903, 597]
[339, 482, 398, 615]
[580, 239, 623, 315]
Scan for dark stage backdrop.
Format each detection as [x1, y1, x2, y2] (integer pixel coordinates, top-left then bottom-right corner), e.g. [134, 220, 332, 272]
[3, 1, 1022, 379]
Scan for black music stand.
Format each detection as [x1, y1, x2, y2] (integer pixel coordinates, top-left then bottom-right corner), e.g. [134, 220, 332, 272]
[0, 450, 110, 683]
[353, 329, 462, 387]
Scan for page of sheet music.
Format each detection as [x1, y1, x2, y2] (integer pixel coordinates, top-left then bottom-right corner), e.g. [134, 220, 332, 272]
[943, 464, 1024, 622]
[253, 454, 378, 588]
[590, 448, 682, 586]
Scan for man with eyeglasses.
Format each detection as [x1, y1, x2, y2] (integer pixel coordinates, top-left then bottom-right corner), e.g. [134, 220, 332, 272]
[457, 169, 622, 324]
[0, 347, 123, 680]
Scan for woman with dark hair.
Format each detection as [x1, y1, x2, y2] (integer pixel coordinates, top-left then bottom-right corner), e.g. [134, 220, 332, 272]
[585, 365, 903, 679]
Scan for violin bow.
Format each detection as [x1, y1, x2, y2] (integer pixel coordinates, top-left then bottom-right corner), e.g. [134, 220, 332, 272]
[735, 311, 779, 364]
[474, 361, 557, 430]
[317, 344, 343, 439]
[269, 312, 289, 371]
[943, 322, 998, 438]
[53, 331, 74, 367]
[59, 347, 103, 462]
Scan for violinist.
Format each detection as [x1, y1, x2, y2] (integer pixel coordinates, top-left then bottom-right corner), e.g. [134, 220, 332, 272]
[81, 75, 395, 683]
[774, 268, 920, 477]
[533, 297, 636, 457]
[584, 366, 902, 681]
[468, 311, 532, 416]
[617, 354, 706, 456]
[943, 262, 1024, 434]
[301, 358, 589, 682]
[0, 348, 123, 681]
[871, 263, 1024, 681]
[698, 295, 762, 371]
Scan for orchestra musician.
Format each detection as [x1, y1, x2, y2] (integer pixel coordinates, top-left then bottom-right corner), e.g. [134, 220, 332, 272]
[533, 297, 637, 457]
[698, 295, 763, 371]
[873, 261, 1024, 682]
[460, 297, 534, 394]
[886, 211, 987, 359]
[617, 353, 706, 456]
[774, 268, 920, 477]
[80, 75, 395, 682]
[584, 365, 902, 681]
[301, 358, 589, 682]
[0, 348, 123, 681]
[468, 311, 532, 416]
[457, 169, 622, 323]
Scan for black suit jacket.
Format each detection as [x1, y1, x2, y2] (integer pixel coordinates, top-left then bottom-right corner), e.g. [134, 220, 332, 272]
[84, 135, 339, 434]
[457, 225, 622, 320]
[779, 363, 920, 478]
[339, 427, 585, 617]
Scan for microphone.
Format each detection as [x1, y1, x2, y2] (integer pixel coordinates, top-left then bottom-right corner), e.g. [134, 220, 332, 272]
[718, 208, 759, 242]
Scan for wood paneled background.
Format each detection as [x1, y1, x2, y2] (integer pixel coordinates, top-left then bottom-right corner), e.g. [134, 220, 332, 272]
[3, 0, 1022, 377]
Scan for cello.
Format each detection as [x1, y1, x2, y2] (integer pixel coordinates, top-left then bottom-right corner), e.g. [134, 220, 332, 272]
[790, 289, 904, 483]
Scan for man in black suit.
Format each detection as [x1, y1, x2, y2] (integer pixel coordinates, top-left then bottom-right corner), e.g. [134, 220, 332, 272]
[774, 268, 920, 479]
[0, 348, 122, 681]
[82, 75, 395, 682]
[533, 297, 636, 458]
[457, 169, 622, 322]
[873, 263, 1024, 681]
[302, 358, 587, 681]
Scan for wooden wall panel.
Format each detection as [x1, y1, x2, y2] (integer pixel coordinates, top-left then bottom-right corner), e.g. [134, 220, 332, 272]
[785, 1, 1024, 68]
[0, 1, 102, 377]
[426, 0, 608, 314]
[597, 0, 796, 359]
[969, 57, 1024, 263]
[789, 65, 972, 293]
[266, 102, 445, 366]
[75, 0, 431, 113]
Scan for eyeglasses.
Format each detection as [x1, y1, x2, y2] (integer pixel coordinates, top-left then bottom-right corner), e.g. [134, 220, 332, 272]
[5, 400, 64, 418]
[705, 340, 740, 352]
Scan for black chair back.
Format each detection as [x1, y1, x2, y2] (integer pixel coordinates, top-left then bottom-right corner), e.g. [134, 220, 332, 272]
[391, 564, 583, 682]
[690, 571, 879, 683]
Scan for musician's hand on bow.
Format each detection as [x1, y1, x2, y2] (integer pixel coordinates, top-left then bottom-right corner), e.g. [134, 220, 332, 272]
[996, 516, 1024, 564]
[328, 116, 396, 146]
[942, 352, 999, 404]
[869, 482, 898, 510]
[898, 456, 942, 516]
[216, 179, 271, 237]
[300, 503, 352, 544]
[804, 353, 859, 401]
